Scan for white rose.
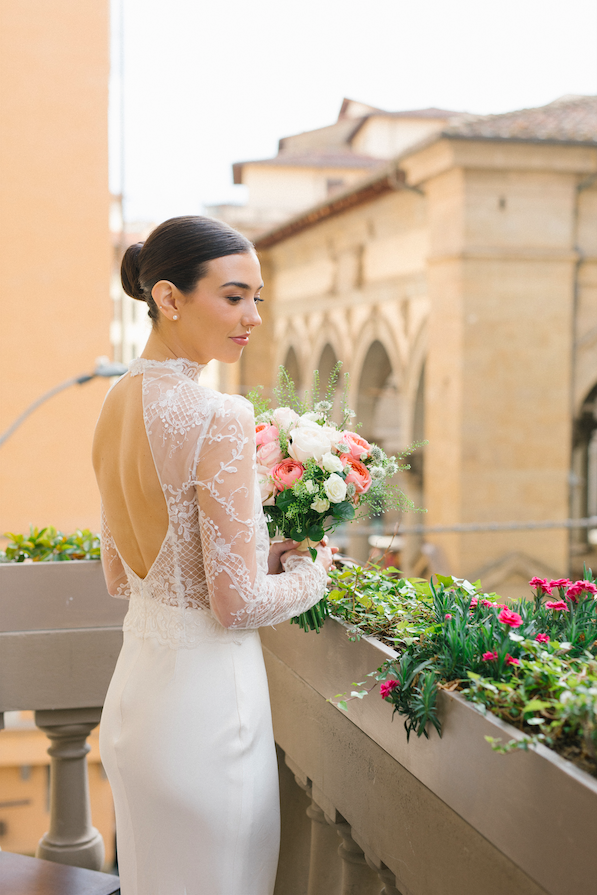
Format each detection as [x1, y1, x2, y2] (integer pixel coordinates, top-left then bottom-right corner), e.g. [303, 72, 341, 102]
[321, 451, 343, 473]
[288, 427, 332, 462]
[257, 466, 276, 506]
[304, 480, 316, 494]
[324, 473, 347, 504]
[310, 497, 330, 513]
[300, 411, 325, 425]
[272, 406, 299, 429]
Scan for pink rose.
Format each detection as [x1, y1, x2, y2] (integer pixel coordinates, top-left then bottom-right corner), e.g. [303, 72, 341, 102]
[271, 459, 305, 491]
[482, 651, 498, 662]
[255, 423, 279, 447]
[256, 441, 284, 469]
[545, 600, 569, 611]
[380, 680, 399, 699]
[529, 577, 553, 595]
[535, 633, 550, 643]
[337, 431, 372, 461]
[498, 608, 523, 628]
[505, 654, 521, 667]
[340, 455, 372, 495]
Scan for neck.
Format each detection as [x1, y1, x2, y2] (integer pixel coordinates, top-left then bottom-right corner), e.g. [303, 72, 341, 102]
[142, 329, 190, 363]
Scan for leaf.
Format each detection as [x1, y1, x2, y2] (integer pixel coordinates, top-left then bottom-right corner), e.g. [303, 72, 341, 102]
[331, 501, 355, 521]
[276, 490, 294, 509]
[523, 699, 551, 712]
[307, 523, 324, 542]
[336, 701, 348, 712]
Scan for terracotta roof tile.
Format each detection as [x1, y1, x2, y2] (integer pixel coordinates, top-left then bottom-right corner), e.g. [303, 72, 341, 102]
[443, 95, 597, 144]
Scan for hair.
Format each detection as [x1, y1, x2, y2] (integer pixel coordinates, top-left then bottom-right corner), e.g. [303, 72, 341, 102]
[121, 216, 254, 323]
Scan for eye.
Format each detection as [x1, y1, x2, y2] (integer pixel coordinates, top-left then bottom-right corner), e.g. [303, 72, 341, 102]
[254, 296, 264, 303]
[226, 296, 243, 304]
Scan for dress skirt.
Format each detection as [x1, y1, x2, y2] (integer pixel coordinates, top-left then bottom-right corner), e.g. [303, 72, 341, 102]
[99, 596, 280, 895]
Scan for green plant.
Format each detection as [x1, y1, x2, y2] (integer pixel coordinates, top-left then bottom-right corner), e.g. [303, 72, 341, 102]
[327, 563, 597, 773]
[0, 526, 100, 562]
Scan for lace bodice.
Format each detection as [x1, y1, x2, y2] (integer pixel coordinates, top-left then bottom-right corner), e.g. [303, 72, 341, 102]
[100, 358, 327, 646]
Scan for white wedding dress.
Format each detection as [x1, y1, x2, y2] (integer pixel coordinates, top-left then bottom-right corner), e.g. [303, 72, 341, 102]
[98, 357, 327, 895]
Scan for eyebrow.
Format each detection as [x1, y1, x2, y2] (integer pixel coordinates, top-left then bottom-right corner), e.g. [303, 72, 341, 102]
[220, 281, 264, 291]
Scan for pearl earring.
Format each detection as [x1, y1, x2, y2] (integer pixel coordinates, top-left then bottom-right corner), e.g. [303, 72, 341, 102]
[173, 315, 179, 321]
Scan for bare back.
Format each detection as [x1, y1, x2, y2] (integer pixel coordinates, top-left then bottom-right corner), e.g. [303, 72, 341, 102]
[93, 373, 168, 578]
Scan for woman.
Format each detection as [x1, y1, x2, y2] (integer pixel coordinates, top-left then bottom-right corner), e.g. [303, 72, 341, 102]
[93, 216, 333, 895]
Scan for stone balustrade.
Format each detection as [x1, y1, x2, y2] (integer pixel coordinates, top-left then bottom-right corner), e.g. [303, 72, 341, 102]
[3, 561, 597, 894]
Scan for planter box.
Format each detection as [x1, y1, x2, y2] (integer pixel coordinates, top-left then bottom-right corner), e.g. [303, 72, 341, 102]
[260, 618, 597, 895]
[0, 561, 127, 712]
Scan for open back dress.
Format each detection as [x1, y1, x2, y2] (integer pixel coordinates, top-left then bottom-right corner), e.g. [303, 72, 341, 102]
[98, 357, 327, 895]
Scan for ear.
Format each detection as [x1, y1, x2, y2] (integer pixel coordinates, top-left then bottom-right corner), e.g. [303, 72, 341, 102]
[152, 281, 180, 320]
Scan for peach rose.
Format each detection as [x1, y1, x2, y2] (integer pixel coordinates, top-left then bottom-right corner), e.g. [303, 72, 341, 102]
[271, 459, 305, 491]
[255, 423, 279, 447]
[337, 431, 372, 461]
[340, 454, 372, 494]
[256, 441, 284, 469]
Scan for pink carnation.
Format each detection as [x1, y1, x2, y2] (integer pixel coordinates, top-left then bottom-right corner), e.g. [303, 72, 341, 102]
[380, 680, 399, 699]
[469, 597, 478, 609]
[498, 608, 523, 628]
[482, 651, 498, 662]
[529, 577, 553, 595]
[271, 459, 305, 490]
[548, 578, 571, 591]
[566, 580, 597, 601]
[481, 599, 495, 608]
[337, 431, 372, 461]
[545, 600, 569, 612]
[445, 613, 453, 620]
[505, 654, 521, 667]
[535, 633, 550, 643]
[255, 423, 279, 447]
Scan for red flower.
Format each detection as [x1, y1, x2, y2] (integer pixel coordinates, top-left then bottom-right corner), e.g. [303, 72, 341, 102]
[529, 577, 553, 595]
[380, 680, 399, 699]
[548, 578, 571, 590]
[566, 580, 597, 601]
[498, 608, 523, 628]
[545, 600, 569, 612]
[505, 654, 521, 667]
[482, 651, 498, 662]
[535, 633, 550, 643]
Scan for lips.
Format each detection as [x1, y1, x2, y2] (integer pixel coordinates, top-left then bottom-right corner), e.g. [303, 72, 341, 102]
[230, 335, 250, 346]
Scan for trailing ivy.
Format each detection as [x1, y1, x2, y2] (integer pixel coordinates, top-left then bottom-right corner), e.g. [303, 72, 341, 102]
[0, 526, 100, 562]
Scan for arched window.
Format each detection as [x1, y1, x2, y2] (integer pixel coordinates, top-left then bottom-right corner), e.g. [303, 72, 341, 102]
[572, 384, 597, 553]
[282, 346, 301, 390]
[357, 341, 401, 453]
[316, 344, 342, 420]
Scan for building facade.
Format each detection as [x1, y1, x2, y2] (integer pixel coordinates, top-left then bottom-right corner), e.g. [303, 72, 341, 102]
[241, 96, 597, 599]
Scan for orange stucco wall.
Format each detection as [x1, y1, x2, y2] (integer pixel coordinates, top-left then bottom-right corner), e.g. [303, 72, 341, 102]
[0, 0, 111, 535]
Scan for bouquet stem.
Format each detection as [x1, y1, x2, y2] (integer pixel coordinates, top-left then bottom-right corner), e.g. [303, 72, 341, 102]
[290, 596, 329, 633]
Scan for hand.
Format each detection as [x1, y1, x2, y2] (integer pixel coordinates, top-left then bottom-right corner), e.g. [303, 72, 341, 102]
[267, 539, 299, 575]
[279, 537, 338, 573]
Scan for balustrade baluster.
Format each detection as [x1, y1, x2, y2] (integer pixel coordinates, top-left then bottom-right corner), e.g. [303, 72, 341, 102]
[325, 813, 379, 895]
[34, 708, 104, 870]
[366, 856, 404, 895]
[306, 799, 341, 895]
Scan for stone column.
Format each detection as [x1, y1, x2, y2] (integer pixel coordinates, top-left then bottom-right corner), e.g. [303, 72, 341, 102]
[34, 707, 104, 870]
[306, 799, 341, 895]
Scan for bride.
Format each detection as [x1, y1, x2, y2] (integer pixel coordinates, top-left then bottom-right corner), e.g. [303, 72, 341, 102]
[92, 216, 334, 895]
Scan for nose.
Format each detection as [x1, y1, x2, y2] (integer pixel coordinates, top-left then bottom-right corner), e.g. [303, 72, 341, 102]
[242, 301, 262, 329]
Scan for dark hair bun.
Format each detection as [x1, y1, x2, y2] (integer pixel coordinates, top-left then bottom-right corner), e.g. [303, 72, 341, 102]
[121, 242, 145, 300]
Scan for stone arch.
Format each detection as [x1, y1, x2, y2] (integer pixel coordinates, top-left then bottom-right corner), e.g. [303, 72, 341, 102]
[281, 345, 302, 390]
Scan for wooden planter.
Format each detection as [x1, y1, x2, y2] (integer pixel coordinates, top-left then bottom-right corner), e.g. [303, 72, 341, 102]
[260, 618, 597, 895]
[0, 561, 127, 712]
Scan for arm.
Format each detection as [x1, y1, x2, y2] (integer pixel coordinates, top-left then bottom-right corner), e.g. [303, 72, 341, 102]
[195, 397, 328, 629]
[100, 504, 131, 600]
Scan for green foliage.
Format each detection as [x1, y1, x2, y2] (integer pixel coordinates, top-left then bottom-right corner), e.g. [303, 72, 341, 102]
[327, 564, 597, 773]
[0, 526, 101, 562]
[245, 386, 271, 418]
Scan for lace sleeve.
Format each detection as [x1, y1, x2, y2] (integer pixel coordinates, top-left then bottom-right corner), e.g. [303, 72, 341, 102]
[195, 396, 327, 629]
[100, 504, 131, 600]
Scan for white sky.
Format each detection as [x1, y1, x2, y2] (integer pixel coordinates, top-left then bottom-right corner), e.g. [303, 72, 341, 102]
[110, 0, 597, 224]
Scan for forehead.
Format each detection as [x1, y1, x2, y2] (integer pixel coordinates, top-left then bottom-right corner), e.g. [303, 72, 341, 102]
[205, 252, 262, 286]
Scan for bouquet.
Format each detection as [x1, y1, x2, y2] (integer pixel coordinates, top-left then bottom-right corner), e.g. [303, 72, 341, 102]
[248, 366, 416, 632]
